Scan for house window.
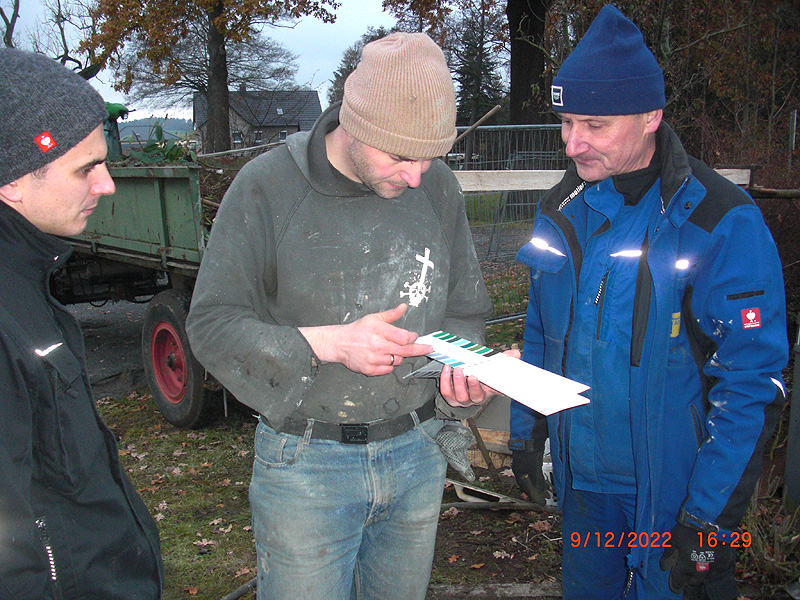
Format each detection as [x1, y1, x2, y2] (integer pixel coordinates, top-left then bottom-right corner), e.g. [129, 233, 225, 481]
[279, 130, 288, 141]
[277, 108, 284, 115]
[232, 131, 243, 148]
[254, 129, 263, 144]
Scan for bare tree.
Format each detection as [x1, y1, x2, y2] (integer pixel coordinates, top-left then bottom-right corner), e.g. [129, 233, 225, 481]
[27, 0, 102, 78]
[118, 19, 299, 110]
[506, 0, 553, 123]
[1, 0, 20, 47]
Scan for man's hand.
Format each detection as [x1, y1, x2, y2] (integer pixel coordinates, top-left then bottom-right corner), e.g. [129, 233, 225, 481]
[511, 448, 547, 506]
[439, 349, 521, 408]
[298, 303, 433, 376]
[660, 523, 735, 595]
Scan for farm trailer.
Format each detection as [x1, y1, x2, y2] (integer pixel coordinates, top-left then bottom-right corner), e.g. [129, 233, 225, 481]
[52, 165, 210, 428]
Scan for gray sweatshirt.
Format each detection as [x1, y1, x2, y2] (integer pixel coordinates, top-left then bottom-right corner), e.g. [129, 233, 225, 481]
[186, 104, 492, 429]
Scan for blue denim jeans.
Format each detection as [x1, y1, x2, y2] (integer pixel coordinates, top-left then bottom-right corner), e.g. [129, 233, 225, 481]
[249, 415, 446, 600]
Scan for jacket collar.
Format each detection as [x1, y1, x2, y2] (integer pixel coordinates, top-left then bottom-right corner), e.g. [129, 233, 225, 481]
[540, 120, 697, 219]
[654, 121, 692, 207]
[0, 199, 72, 281]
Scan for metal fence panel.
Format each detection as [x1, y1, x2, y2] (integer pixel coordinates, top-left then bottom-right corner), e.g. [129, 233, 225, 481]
[452, 125, 569, 324]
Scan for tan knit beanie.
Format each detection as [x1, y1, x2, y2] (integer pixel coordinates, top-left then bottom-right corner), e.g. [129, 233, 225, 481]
[339, 32, 456, 159]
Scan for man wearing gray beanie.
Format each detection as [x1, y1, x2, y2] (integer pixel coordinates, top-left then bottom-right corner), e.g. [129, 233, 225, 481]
[186, 32, 494, 600]
[0, 48, 163, 598]
[511, 5, 786, 600]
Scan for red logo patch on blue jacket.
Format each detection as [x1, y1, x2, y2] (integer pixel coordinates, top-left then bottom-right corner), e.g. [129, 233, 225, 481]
[741, 307, 761, 329]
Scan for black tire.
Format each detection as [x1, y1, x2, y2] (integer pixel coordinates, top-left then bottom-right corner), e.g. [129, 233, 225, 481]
[142, 289, 210, 428]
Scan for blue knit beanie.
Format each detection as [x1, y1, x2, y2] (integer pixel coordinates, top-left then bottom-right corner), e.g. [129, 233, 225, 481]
[551, 4, 665, 115]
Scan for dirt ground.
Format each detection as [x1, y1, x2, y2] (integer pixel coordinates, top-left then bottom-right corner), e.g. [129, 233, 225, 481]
[429, 465, 564, 598]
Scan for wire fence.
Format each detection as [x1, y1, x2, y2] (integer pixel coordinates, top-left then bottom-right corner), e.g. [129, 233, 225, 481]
[451, 125, 569, 324]
[199, 124, 569, 325]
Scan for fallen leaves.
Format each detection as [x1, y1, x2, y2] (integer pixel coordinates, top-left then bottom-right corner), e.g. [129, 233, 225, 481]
[96, 393, 259, 597]
[529, 520, 552, 532]
[193, 538, 217, 547]
[193, 537, 218, 555]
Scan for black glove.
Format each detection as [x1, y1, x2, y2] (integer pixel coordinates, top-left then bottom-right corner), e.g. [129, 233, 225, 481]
[660, 522, 736, 596]
[511, 449, 547, 506]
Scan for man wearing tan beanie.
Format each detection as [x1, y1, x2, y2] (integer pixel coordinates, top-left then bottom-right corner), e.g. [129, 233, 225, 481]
[187, 32, 493, 600]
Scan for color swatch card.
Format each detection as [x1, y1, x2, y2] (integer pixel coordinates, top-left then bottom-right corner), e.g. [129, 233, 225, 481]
[408, 331, 590, 416]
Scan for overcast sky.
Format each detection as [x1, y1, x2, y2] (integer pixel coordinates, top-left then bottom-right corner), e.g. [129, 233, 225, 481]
[12, 0, 397, 119]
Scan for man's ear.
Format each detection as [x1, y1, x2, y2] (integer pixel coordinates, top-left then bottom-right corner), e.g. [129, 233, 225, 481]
[0, 180, 23, 205]
[645, 109, 663, 134]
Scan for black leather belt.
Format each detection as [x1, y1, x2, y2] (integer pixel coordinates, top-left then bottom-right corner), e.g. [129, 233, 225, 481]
[262, 399, 436, 444]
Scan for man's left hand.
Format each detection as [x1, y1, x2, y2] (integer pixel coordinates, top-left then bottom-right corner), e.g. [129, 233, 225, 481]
[439, 349, 520, 407]
[660, 523, 735, 594]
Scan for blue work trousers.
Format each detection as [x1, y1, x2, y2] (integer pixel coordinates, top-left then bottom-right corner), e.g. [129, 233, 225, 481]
[249, 416, 446, 600]
[561, 486, 680, 600]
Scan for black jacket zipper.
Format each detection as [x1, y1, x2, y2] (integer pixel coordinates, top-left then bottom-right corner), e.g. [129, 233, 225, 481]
[36, 517, 63, 600]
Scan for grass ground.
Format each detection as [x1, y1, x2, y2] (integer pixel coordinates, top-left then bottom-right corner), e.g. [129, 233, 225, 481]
[100, 393, 258, 598]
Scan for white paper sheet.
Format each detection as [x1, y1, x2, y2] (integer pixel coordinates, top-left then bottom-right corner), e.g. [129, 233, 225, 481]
[410, 331, 590, 416]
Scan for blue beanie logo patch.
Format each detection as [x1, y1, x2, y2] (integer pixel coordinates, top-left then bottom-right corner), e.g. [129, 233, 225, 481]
[34, 131, 57, 153]
[552, 86, 564, 108]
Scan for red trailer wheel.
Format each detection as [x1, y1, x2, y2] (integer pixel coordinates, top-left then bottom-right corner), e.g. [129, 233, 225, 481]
[142, 290, 210, 428]
[150, 320, 189, 404]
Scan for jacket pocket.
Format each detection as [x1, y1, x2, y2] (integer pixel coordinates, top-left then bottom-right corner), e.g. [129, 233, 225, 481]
[516, 240, 568, 275]
[35, 345, 103, 495]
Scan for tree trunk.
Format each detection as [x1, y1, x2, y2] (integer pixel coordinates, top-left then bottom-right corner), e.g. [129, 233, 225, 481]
[2, 0, 20, 47]
[206, 3, 230, 153]
[465, 2, 486, 169]
[506, 0, 552, 124]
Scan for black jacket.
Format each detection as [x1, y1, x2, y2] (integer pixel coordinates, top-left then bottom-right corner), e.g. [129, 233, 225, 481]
[0, 201, 163, 599]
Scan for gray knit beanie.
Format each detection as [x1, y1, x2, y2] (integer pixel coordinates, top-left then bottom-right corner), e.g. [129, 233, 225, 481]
[339, 32, 456, 159]
[0, 48, 108, 187]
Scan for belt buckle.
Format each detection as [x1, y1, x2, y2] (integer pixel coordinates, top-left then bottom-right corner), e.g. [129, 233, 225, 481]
[341, 424, 369, 444]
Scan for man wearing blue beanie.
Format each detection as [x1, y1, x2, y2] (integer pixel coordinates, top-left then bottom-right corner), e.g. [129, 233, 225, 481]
[511, 5, 786, 599]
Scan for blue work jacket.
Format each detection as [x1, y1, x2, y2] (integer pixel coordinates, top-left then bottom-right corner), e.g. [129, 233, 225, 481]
[511, 123, 787, 575]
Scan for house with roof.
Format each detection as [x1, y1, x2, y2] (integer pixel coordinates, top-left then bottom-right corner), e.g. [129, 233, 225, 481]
[193, 87, 322, 152]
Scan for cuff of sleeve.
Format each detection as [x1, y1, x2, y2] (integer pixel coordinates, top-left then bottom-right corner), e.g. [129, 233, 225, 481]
[677, 508, 727, 535]
[434, 394, 481, 420]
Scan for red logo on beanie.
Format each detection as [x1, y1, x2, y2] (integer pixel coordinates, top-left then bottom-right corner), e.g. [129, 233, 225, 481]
[34, 131, 57, 153]
[741, 307, 761, 329]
